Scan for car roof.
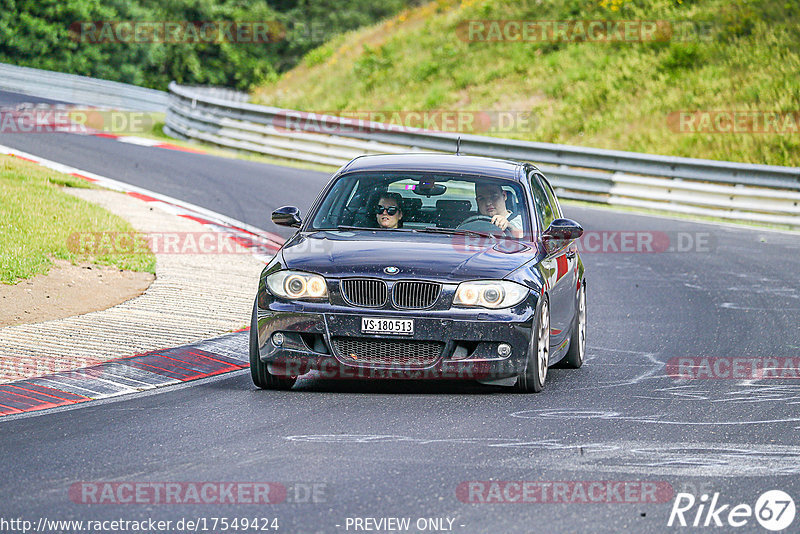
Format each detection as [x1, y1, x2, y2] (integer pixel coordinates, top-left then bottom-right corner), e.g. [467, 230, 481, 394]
[340, 153, 527, 181]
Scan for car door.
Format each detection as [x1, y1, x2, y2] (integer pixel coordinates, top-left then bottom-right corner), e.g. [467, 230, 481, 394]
[529, 171, 573, 355]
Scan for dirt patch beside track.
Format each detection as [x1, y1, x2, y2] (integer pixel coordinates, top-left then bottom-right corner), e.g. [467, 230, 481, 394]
[0, 259, 153, 327]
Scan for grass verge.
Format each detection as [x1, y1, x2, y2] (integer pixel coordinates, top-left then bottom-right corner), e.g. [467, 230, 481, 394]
[0, 155, 156, 284]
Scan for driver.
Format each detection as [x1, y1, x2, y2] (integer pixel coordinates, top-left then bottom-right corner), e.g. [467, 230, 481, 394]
[475, 183, 523, 238]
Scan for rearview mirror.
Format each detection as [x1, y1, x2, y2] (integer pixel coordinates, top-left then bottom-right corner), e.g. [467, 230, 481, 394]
[272, 206, 302, 228]
[542, 218, 583, 255]
[413, 176, 447, 197]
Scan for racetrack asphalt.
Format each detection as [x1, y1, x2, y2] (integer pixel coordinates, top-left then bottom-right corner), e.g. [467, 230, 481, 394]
[1, 90, 799, 533]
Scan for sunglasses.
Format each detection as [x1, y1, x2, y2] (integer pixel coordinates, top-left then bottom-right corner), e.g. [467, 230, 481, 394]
[375, 205, 399, 215]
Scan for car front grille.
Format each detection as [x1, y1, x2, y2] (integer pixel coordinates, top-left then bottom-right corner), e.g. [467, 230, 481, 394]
[392, 281, 441, 309]
[331, 337, 444, 368]
[341, 279, 388, 307]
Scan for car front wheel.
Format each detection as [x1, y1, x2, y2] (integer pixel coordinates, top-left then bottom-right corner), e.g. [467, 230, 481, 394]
[250, 300, 297, 390]
[514, 296, 549, 393]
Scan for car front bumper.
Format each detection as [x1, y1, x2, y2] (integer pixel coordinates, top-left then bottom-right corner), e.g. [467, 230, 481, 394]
[254, 297, 537, 381]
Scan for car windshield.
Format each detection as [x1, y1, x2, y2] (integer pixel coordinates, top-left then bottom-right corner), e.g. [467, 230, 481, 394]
[308, 172, 530, 238]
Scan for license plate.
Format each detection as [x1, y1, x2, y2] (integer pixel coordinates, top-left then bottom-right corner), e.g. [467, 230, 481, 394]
[361, 317, 414, 336]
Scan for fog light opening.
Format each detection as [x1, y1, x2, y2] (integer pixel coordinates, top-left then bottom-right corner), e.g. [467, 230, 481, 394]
[300, 332, 329, 354]
[451, 345, 469, 361]
[450, 341, 480, 360]
[497, 343, 512, 357]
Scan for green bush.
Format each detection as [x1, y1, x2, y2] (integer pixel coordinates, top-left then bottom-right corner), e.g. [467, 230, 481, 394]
[659, 43, 704, 73]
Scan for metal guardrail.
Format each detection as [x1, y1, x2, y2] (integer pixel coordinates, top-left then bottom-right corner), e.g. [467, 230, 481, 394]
[178, 86, 250, 103]
[0, 63, 169, 112]
[166, 83, 800, 227]
[11, 64, 792, 226]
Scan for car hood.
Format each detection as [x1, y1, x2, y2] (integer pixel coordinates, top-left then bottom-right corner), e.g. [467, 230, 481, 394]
[280, 230, 539, 281]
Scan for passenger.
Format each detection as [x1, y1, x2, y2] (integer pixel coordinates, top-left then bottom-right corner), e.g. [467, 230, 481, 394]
[475, 183, 523, 238]
[375, 192, 404, 229]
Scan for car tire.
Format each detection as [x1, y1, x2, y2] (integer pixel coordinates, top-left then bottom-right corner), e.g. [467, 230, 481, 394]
[250, 300, 297, 390]
[562, 280, 586, 369]
[514, 295, 549, 393]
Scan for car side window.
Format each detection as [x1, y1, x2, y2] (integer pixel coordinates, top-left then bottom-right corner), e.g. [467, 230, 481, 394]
[528, 171, 554, 231]
[311, 176, 359, 227]
[541, 177, 563, 219]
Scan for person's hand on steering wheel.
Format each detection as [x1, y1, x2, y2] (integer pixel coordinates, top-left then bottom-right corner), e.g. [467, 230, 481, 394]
[490, 214, 510, 231]
[458, 215, 515, 237]
[490, 214, 522, 238]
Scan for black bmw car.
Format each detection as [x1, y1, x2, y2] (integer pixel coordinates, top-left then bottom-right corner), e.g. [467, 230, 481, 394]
[250, 153, 586, 392]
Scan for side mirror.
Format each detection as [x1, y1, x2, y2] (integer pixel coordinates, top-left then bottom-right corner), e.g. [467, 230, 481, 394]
[542, 218, 583, 255]
[272, 206, 302, 228]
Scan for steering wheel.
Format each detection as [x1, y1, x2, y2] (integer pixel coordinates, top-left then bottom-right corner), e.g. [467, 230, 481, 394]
[457, 214, 512, 236]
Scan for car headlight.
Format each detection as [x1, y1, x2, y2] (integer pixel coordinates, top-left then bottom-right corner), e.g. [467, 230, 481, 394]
[266, 270, 328, 300]
[453, 280, 528, 309]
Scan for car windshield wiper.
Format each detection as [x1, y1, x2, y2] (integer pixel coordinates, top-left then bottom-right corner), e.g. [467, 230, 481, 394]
[416, 226, 495, 239]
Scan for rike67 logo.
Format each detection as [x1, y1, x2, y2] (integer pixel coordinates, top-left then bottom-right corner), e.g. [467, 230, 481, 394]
[668, 490, 796, 531]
